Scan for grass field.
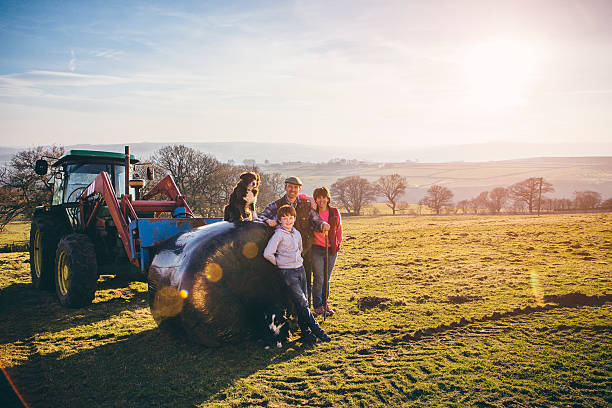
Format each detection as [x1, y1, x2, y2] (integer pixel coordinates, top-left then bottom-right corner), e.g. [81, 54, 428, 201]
[0, 221, 29, 246]
[1, 213, 611, 407]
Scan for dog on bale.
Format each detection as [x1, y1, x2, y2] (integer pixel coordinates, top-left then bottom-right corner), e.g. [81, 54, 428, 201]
[224, 171, 261, 222]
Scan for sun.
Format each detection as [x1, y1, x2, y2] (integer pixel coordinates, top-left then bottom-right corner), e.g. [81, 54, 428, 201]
[460, 37, 540, 112]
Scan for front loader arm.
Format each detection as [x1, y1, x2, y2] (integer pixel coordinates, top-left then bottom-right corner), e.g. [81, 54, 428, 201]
[141, 175, 194, 216]
[81, 171, 138, 266]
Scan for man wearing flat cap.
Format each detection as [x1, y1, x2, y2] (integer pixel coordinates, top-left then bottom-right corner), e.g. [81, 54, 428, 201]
[259, 176, 330, 306]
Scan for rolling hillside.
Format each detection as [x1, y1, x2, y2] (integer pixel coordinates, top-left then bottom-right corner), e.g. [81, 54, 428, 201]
[1, 142, 610, 203]
[261, 156, 612, 202]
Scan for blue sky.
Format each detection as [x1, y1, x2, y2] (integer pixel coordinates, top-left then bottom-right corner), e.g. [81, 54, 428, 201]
[1, 0, 611, 148]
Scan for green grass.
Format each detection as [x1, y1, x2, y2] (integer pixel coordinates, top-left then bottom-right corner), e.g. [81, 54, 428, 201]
[0, 221, 29, 246]
[1, 213, 611, 407]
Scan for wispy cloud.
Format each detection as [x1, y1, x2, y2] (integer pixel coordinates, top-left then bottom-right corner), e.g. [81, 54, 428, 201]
[90, 49, 123, 60]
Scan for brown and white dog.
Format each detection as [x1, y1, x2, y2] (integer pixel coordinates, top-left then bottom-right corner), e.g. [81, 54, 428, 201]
[223, 171, 261, 222]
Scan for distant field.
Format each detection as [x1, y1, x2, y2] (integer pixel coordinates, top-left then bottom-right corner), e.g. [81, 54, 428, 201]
[0, 213, 610, 407]
[261, 156, 612, 203]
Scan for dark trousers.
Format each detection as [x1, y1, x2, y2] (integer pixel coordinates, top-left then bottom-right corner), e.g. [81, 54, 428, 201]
[278, 265, 326, 337]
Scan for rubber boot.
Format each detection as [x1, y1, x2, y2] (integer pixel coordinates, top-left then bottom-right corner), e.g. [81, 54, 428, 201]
[299, 307, 331, 342]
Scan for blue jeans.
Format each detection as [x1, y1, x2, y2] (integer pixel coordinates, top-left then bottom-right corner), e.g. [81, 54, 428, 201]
[311, 245, 337, 309]
[278, 266, 309, 310]
[278, 265, 326, 337]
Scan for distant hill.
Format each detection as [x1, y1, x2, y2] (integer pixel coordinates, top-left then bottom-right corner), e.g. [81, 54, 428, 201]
[1, 141, 611, 164]
[261, 156, 612, 202]
[1, 142, 610, 203]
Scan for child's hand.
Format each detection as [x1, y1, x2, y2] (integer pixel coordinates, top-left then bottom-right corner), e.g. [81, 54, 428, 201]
[266, 219, 277, 227]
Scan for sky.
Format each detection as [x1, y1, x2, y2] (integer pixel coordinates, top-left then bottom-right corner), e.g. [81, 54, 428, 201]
[1, 0, 611, 148]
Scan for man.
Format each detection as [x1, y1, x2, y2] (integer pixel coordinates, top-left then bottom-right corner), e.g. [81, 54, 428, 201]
[259, 176, 330, 306]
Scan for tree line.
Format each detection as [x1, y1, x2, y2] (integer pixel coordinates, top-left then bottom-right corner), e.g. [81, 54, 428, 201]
[0, 144, 285, 231]
[330, 174, 611, 216]
[1, 145, 610, 232]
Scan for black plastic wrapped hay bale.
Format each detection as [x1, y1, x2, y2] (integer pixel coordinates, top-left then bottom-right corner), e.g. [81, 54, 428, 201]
[148, 221, 287, 346]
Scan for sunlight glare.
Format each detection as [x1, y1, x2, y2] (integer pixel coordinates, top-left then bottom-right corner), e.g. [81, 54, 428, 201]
[460, 37, 540, 111]
[530, 271, 544, 306]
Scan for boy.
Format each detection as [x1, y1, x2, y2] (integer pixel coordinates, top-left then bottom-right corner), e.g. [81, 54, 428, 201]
[263, 205, 331, 343]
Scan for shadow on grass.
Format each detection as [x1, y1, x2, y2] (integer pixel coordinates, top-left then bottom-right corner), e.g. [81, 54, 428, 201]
[1, 279, 309, 407]
[10, 326, 307, 408]
[0, 280, 149, 344]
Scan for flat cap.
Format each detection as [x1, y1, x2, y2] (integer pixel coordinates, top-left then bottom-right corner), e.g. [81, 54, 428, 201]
[284, 176, 303, 186]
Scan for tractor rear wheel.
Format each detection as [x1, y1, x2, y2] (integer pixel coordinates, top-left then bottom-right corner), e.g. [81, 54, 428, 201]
[30, 215, 63, 290]
[55, 234, 98, 308]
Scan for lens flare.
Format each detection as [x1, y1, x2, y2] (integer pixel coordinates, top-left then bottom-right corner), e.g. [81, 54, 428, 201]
[179, 289, 189, 299]
[242, 242, 259, 259]
[153, 286, 184, 319]
[205, 262, 223, 282]
[530, 271, 543, 306]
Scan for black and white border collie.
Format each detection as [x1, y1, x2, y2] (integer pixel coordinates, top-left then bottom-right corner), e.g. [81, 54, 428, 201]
[223, 171, 261, 222]
[260, 304, 290, 349]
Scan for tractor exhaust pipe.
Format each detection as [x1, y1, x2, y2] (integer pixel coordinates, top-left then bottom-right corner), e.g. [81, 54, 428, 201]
[124, 145, 130, 197]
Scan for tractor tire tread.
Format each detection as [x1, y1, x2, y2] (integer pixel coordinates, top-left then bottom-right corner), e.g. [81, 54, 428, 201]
[55, 233, 98, 308]
[29, 215, 64, 290]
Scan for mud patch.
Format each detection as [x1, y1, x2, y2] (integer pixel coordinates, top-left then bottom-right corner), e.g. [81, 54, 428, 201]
[448, 295, 484, 304]
[357, 296, 391, 310]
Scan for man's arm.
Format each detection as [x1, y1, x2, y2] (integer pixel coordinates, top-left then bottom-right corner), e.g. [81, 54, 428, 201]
[258, 201, 278, 227]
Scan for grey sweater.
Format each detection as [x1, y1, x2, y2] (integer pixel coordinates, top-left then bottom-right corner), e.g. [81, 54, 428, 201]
[263, 227, 304, 269]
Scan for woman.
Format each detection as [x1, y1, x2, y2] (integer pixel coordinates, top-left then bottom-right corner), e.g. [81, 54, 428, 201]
[310, 186, 342, 316]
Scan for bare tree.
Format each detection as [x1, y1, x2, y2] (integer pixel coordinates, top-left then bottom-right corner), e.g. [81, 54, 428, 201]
[600, 197, 612, 210]
[374, 173, 408, 215]
[473, 191, 489, 214]
[331, 176, 375, 215]
[0, 145, 65, 230]
[552, 198, 573, 211]
[488, 187, 508, 213]
[456, 199, 469, 214]
[151, 145, 230, 216]
[417, 199, 426, 215]
[508, 177, 554, 213]
[201, 162, 243, 217]
[574, 191, 602, 210]
[0, 184, 22, 232]
[421, 185, 454, 214]
[398, 201, 410, 215]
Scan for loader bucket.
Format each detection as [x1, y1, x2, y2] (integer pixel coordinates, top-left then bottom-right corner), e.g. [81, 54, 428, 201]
[147, 221, 289, 346]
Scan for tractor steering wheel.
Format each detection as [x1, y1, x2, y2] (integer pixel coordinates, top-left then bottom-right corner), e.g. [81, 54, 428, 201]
[66, 186, 88, 203]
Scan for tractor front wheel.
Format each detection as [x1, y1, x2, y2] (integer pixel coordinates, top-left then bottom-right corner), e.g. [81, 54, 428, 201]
[55, 234, 98, 308]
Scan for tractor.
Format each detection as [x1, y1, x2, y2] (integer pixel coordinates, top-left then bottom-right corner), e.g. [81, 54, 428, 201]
[30, 146, 221, 307]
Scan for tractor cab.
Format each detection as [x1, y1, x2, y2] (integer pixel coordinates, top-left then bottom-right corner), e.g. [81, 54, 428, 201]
[31, 145, 220, 308]
[36, 150, 140, 205]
